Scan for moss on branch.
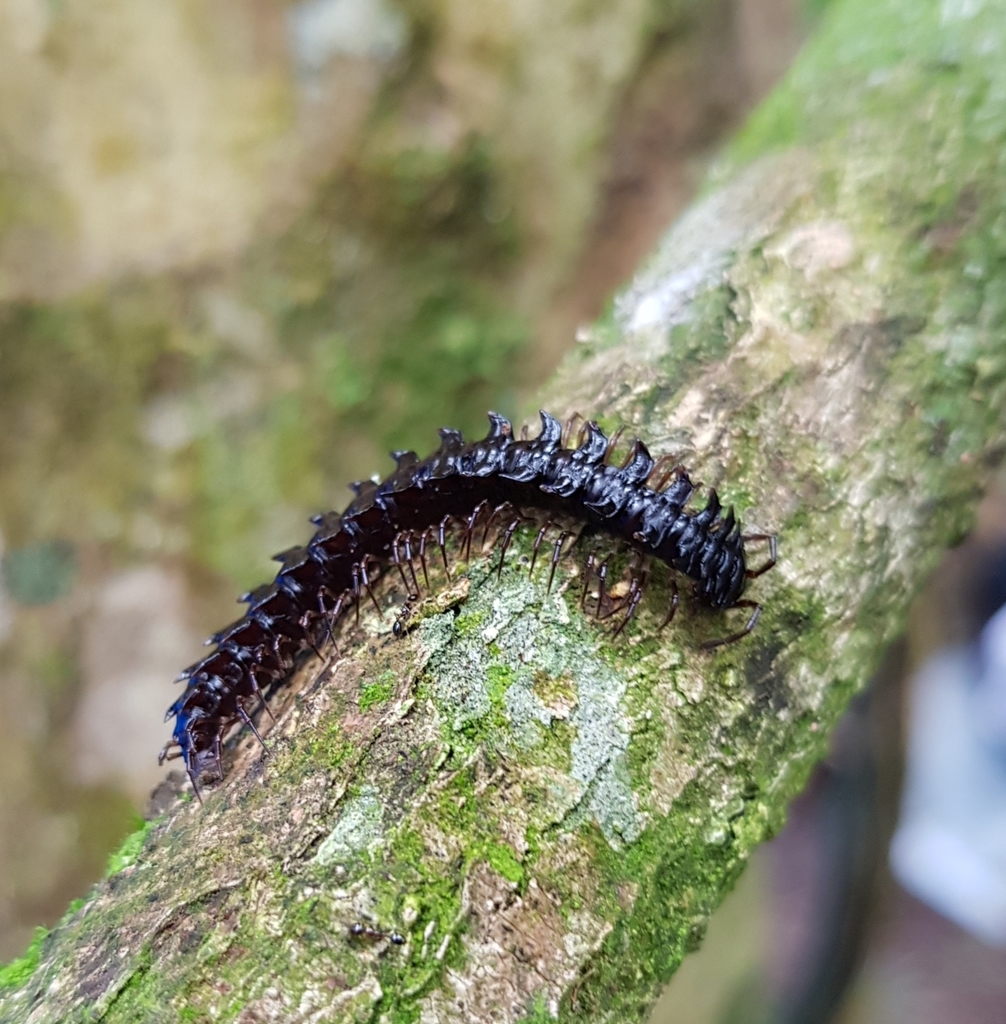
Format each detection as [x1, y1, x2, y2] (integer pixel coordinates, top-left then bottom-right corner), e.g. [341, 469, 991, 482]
[6, 0, 1006, 1019]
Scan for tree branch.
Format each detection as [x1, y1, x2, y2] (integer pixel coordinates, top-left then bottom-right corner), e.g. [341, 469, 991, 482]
[5, 0, 1006, 1020]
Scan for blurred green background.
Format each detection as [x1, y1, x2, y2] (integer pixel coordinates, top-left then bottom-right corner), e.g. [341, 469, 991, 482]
[0, 0, 807, 1000]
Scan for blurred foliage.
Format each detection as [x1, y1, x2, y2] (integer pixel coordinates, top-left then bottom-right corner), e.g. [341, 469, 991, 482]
[1, 541, 77, 605]
[0, 133, 528, 587]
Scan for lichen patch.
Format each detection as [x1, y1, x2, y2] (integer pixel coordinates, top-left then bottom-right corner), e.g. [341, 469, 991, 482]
[420, 562, 645, 847]
[314, 786, 384, 868]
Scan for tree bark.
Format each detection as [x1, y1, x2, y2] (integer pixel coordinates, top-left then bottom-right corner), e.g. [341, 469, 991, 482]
[5, 0, 1006, 1019]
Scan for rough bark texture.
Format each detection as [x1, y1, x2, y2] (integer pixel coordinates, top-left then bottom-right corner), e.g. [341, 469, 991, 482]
[5, 0, 1006, 1019]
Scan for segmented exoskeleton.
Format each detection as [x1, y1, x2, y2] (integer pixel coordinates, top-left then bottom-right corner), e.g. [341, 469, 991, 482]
[162, 411, 776, 795]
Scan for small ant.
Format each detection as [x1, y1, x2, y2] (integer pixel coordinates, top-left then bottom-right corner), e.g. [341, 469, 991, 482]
[348, 922, 405, 945]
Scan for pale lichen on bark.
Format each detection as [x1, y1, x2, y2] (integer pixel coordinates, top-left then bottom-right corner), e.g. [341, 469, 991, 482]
[5, 0, 1006, 1020]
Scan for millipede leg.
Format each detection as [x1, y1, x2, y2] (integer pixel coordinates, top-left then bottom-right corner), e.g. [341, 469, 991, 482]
[530, 522, 553, 575]
[322, 595, 345, 655]
[547, 531, 572, 594]
[463, 517, 474, 563]
[237, 705, 269, 752]
[562, 411, 583, 448]
[581, 551, 597, 611]
[595, 557, 610, 619]
[481, 503, 506, 549]
[647, 456, 684, 492]
[418, 528, 432, 590]
[603, 426, 625, 465]
[463, 501, 489, 562]
[249, 674, 276, 723]
[612, 569, 647, 638]
[187, 767, 204, 805]
[158, 741, 181, 765]
[482, 502, 511, 549]
[298, 611, 325, 660]
[401, 534, 421, 599]
[437, 516, 452, 581]
[497, 517, 523, 580]
[701, 600, 762, 651]
[659, 580, 680, 630]
[351, 563, 361, 625]
[213, 733, 225, 783]
[316, 586, 343, 654]
[622, 548, 641, 585]
[743, 534, 778, 578]
[270, 635, 292, 672]
[360, 557, 384, 616]
[392, 534, 413, 595]
[646, 454, 673, 485]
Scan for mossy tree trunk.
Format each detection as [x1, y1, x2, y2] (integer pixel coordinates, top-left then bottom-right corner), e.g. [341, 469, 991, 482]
[5, 0, 1006, 1019]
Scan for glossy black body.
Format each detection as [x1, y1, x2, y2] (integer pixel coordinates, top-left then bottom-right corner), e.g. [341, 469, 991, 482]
[165, 411, 749, 781]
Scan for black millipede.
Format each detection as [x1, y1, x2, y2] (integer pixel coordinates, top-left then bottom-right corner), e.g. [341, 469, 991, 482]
[161, 411, 776, 796]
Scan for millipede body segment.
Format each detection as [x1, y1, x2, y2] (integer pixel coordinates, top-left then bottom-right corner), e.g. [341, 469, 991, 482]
[162, 411, 775, 792]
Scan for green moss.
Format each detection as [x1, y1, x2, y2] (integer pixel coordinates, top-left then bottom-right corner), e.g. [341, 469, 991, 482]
[484, 663, 516, 702]
[0, 896, 95, 996]
[559, 789, 755, 1019]
[273, 710, 354, 782]
[516, 992, 554, 1024]
[655, 284, 737, 393]
[96, 945, 157, 1022]
[624, 710, 665, 799]
[723, 0, 1006, 181]
[105, 817, 153, 877]
[484, 842, 525, 886]
[359, 673, 395, 710]
[0, 927, 47, 990]
[454, 608, 488, 636]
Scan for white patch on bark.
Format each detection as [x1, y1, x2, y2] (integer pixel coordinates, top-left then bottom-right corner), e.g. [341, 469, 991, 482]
[314, 785, 385, 867]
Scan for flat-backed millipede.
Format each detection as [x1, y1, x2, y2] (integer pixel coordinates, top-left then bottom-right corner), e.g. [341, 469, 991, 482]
[161, 411, 776, 795]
